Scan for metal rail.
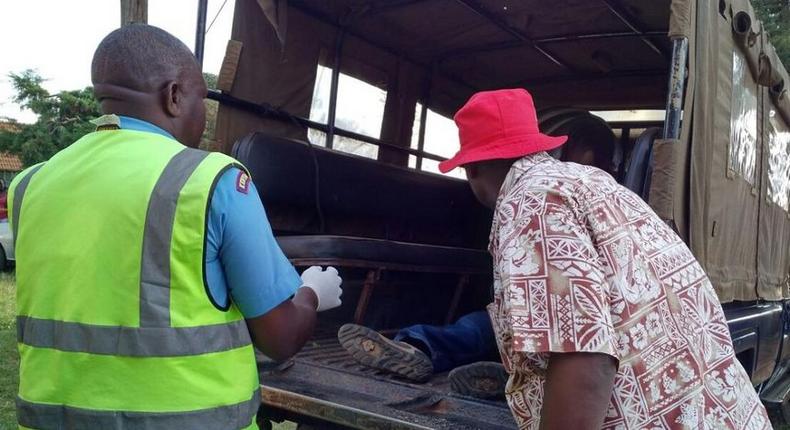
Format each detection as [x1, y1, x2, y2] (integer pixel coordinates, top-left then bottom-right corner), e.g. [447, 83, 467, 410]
[662, 38, 688, 140]
[366, 0, 432, 15]
[601, 0, 667, 59]
[195, 0, 208, 68]
[289, 1, 479, 93]
[510, 68, 668, 89]
[441, 30, 667, 61]
[452, 0, 571, 71]
[208, 90, 448, 162]
[327, 30, 346, 149]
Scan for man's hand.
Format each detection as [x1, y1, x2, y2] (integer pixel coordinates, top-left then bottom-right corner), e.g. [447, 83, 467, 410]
[299, 266, 343, 311]
[245, 267, 342, 362]
[540, 352, 617, 430]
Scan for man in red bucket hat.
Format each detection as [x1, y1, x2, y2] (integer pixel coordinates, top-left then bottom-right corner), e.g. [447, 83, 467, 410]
[440, 89, 769, 429]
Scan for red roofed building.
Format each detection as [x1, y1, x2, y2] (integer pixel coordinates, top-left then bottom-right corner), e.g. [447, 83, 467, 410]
[0, 152, 22, 173]
[0, 120, 20, 133]
[0, 120, 23, 219]
[0, 120, 24, 184]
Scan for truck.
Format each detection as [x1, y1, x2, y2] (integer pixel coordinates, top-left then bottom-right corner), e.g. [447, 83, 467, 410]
[198, 0, 790, 427]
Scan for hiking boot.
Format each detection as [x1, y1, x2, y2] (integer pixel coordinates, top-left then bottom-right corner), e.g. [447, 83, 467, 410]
[338, 323, 434, 382]
[449, 362, 508, 399]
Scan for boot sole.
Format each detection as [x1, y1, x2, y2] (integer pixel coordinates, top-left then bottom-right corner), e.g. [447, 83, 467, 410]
[449, 361, 508, 399]
[338, 323, 433, 382]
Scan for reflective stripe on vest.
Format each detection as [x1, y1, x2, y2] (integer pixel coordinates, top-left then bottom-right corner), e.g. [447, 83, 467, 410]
[17, 389, 261, 430]
[140, 149, 209, 327]
[14, 148, 252, 355]
[16, 316, 251, 357]
[11, 164, 43, 247]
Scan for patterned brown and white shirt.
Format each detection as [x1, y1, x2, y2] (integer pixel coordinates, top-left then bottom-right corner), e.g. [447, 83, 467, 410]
[487, 153, 770, 429]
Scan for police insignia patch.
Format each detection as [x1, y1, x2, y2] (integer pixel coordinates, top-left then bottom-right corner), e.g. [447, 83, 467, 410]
[236, 171, 250, 194]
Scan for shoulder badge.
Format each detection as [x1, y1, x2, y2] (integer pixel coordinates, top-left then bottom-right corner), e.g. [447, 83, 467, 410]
[236, 171, 250, 194]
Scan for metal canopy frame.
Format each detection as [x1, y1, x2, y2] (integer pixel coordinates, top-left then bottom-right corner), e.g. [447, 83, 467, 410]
[286, 0, 672, 92]
[511, 68, 669, 88]
[289, 1, 480, 92]
[452, 0, 573, 71]
[601, 0, 668, 59]
[207, 90, 450, 163]
[365, 0, 432, 16]
[195, 0, 208, 68]
[440, 30, 667, 61]
[204, 0, 674, 170]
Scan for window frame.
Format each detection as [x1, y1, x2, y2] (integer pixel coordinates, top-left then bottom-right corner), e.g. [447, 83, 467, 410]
[409, 102, 462, 175]
[303, 64, 448, 166]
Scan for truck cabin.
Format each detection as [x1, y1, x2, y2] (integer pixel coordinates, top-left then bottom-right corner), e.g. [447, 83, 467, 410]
[207, 0, 790, 427]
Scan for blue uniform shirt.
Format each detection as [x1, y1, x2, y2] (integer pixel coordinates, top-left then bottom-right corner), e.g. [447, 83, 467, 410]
[119, 116, 301, 317]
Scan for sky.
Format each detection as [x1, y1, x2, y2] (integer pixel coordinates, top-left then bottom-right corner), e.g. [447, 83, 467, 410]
[0, 0, 235, 123]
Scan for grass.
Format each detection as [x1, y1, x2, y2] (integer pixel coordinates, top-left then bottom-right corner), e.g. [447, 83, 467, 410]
[0, 274, 295, 430]
[0, 273, 17, 430]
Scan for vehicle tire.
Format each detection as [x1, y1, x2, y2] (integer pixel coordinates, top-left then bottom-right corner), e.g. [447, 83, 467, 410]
[0, 246, 8, 272]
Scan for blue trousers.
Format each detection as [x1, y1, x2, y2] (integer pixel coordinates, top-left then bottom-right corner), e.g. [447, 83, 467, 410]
[394, 311, 499, 372]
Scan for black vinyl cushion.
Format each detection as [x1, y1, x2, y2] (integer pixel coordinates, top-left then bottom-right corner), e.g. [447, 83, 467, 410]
[623, 127, 661, 200]
[232, 132, 492, 248]
[276, 235, 492, 273]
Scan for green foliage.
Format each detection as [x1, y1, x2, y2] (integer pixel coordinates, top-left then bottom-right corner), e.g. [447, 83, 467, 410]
[0, 70, 225, 163]
[753, 0, 790, 68]
[0, 70, 101, 167]
[201, 73, 220, 151]
[0, 273, 18, 428]
[203, 72, 218, 91]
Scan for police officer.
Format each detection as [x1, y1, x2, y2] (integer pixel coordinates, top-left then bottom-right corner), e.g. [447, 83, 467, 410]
[12, 24, 342, 430]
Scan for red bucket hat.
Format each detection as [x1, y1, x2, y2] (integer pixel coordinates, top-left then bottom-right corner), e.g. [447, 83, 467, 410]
[438, 89, 567, 173]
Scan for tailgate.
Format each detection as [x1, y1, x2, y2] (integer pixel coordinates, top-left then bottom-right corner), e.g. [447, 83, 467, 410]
[257, 335, 517, 429]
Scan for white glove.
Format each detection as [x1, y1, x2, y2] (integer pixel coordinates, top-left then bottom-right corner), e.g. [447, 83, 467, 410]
[300, 266, 343, 312]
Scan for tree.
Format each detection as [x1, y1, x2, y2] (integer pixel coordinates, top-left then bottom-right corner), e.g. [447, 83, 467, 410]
[0, 70, 224, 165]
[200, 72, 219, 151]
[0, 70, 101, 167]
[753, 0, 790, 68]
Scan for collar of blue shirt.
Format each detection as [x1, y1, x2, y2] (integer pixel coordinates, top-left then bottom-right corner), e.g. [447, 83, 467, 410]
[118, 115, 176, 141]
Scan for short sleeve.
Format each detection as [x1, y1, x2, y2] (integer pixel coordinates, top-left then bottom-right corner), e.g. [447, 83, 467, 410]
[492, 189, 618, 360]
[205, 168, 302, 318]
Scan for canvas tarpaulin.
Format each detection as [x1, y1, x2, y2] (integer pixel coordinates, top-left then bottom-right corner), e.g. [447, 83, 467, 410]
[668, 0, 693, 38]
[763, 41, 790, 126]
[649, 0, 696, 241]
[215, 0, 326, 150]
[216, 0, 675, 151]
[687, 0, 790, 302]
[215, 0, 435, 153]
[760, 103, 790, 300]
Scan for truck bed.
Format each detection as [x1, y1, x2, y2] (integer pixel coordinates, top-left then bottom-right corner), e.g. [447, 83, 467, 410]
[257, 326, 517, 429]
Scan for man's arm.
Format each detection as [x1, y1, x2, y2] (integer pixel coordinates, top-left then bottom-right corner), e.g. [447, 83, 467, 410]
[207, 168, 342, 362]
[246, 266, 342, 361]
[245, 287, 318, 362]
[491, 188, 619, 427]
[540, 352, 617, 429]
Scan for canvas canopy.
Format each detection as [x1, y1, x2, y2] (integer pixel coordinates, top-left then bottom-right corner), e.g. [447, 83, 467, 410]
[216, 0, 790, 302]
[684, 0, 790, 302]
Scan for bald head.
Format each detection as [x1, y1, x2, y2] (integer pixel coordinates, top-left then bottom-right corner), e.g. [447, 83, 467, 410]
[91, 25, 207, 148]
[92, 24, 200, 92]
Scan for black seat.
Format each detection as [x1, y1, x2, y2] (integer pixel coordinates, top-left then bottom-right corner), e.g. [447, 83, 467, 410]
[276, 235, 491, 274]
[623, 127, 662, 200]
[232, 132, 492, 272]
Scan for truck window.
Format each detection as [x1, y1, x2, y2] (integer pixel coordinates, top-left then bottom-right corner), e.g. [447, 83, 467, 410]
[410, 103, 465, 179]
[767, 109, 790, 212]
[308, 65, 386, 160]
[729, 50, 758, 185]
[591, 110, 665, 122]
